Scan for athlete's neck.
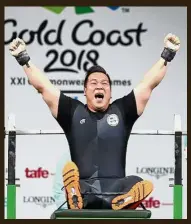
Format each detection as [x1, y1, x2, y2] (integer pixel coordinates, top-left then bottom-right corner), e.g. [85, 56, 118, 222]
[87, 105, 109, 113]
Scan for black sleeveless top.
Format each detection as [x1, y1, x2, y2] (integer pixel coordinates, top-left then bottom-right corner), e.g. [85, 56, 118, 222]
[56, 90, 139, 179]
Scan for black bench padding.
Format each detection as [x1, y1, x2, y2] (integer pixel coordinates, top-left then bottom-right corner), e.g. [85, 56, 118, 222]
[51, 209, 151, 219]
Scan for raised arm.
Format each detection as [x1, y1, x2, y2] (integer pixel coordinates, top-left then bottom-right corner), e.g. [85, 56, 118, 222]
[134, 33, 180, 116]
[9, 38, 60, 118]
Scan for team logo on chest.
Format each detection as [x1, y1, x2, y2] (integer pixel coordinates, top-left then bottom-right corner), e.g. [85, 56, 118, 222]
[107, 114, 119, 126]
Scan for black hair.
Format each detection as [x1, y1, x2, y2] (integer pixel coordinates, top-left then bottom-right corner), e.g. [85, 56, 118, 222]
[84, 65, 112, 88]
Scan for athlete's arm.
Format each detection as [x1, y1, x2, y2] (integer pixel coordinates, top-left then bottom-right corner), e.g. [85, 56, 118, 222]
[9, 38, 60, 118]
[134, 33, 180, 116]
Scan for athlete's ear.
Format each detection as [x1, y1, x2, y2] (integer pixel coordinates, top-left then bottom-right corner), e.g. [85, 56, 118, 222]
[84, 88, 87, 96]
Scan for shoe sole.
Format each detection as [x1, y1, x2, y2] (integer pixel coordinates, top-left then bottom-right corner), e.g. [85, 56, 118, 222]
[112, 180, 153, 210]
[62, 161, 83, 209]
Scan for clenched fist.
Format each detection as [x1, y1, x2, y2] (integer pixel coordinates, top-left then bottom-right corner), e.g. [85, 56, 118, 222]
[161, 33, 180, 65]
[8, 37, 30, 66]
[164, 33, 180, 52]
[9, 38, 27, 57]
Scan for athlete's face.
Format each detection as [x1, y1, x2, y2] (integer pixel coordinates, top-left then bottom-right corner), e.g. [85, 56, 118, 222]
[84, 72, 111, 112]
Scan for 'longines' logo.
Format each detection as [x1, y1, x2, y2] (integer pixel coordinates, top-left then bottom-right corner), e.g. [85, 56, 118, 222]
[23, 196, 55, 208]
[136, 167, 174, 179]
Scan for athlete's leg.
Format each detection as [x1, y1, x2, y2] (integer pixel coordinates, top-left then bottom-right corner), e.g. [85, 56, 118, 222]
[111, 175, 153, 210]
[79, 178, 103, 209]
[62, 161, 104, 209]
[62, 161, 83, 209]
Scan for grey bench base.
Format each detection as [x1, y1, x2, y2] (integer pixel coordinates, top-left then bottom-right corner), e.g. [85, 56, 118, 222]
[51, 209, 151, 219]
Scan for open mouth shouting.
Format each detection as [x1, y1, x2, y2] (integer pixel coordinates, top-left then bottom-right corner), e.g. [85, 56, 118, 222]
[94, 93, 104, 103]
